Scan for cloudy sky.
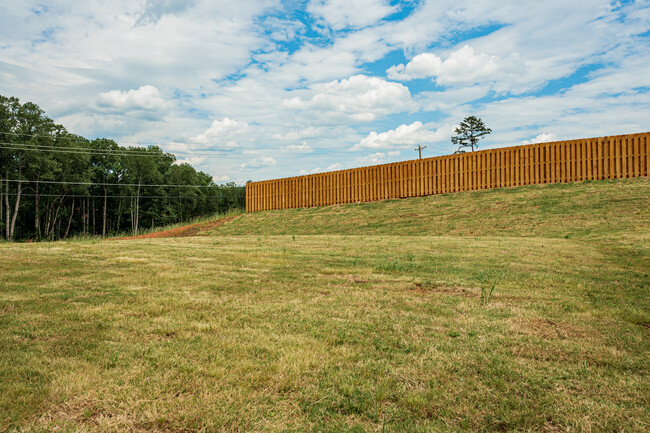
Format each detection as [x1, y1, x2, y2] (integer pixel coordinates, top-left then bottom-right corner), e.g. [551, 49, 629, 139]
[1, 0, 649, 183]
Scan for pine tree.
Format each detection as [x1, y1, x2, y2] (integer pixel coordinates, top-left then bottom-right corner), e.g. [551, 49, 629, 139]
[451, 116, 492, 152]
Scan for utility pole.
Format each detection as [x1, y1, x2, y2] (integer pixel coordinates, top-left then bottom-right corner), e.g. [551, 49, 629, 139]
[415, 145, 427, 159]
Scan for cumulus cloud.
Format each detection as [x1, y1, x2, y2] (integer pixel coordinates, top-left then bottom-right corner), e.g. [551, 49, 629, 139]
[299, 167, 323, 175]
[522, 133, 559, 144]
[353, 121, 450, 150]
[308, 0, 395, 30]
[327, 163, 343, 170]
[212, 175, 230, 182]
[357, 152, 388, 165]
[387, 45, 525, 87]
[240, 156, 277, 169]
[192, 118, 248, 147]
[173, 155, 207, 166]
[97, 85, 170, 111]
[273, 126, 324, 140]
[284, 74, 414, 122]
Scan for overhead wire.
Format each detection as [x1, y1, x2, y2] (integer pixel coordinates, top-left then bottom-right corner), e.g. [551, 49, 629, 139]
[4, 193, 245, 199]
[0, 179, 236, 188]
[0, 130, 455, 153]
[0, 143, 364, 158]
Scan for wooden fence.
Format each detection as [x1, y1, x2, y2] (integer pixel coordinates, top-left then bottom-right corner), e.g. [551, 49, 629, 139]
[245, 132, 649, 212]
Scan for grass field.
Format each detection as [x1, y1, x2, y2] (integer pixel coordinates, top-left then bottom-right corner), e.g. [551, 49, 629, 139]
[1, 178, 649, 432]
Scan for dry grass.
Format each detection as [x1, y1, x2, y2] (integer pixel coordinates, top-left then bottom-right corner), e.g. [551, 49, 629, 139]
[1, 178, 649, 432]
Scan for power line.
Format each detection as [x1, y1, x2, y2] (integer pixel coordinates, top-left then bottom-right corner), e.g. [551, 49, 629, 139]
[0, 143, 358, 158]
[4, 193, 245, 199]
[1, 142, 156, 155]
[0, 178, 232, 188]
[0, 130, 454, 153]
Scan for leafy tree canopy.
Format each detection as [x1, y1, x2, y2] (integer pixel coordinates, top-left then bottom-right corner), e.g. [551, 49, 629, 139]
[451, 116, 492, 152]
[0, 94, 244, 241]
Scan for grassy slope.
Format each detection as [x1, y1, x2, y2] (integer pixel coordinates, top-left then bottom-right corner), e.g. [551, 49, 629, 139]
[1, 178, 649, 432]
[215, 178, 649, 240]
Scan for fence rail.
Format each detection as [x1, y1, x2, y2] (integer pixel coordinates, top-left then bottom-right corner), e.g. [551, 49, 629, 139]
[246, 132, 649, 213]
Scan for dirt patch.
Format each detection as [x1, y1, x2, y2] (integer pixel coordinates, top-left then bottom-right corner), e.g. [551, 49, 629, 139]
[410, 282, 478, 297]
[107, 215, 240, 241]
[509, 317, 590, 340]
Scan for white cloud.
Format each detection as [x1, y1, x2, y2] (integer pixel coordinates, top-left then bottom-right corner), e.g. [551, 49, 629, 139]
[261, 16, 306, 41]
[192, 118, 248, 147]
[299, 167, 322, 174]
[282, 142, 313, 152]
[212, 175, 231, 182]
[327, 163, 343, 170]
[284, 74, 414, 122]
[357, 152, 387, 165]
[273, 127, 324, 140]
[522, 133, 559, 144]
[308, 0, 395, 30]
[97, 85, 170, 111]
[387, 45, 525, 87]
[1, 0, 648, 184]
[353, 121, 450, 150]
[240, 157, 277, 169]
[173, 156, 207, 166]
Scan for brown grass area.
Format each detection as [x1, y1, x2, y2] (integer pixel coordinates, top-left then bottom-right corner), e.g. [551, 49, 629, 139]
[109, 215, 240, 240]
[509, 316, 592, 340]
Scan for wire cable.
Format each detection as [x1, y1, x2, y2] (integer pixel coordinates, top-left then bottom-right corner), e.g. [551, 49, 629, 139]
[0, 179, 232, 188]
[4, 193, 245, 199]
[0, 130, 454, 153]
[0, 143, 366, 158]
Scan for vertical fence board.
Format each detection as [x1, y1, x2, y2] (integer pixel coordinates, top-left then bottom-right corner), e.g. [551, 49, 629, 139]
[246, 133, 649, 212]
[641, 135, 650, 176]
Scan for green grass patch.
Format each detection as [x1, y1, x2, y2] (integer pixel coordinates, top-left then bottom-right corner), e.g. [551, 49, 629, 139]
[0, 178, 649, 431]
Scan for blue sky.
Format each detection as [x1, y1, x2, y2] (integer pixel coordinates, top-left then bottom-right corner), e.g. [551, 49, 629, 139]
[1, 0, 649, 183]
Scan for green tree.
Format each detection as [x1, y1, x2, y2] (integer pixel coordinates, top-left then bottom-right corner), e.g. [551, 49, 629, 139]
[122, 147, 161, 235]
[90, 138, 120, 237]
[451, 116, 492, 152]
[0, 94, 245, 241]
[0, 96, 64, 240]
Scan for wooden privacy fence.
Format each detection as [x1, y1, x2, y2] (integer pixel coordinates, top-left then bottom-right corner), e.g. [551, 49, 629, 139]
[246, 132, 649, 213]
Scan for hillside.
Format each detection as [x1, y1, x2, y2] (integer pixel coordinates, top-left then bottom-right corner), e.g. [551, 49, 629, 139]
[2, 177, 649, 432]
[210, 177, 649, 239]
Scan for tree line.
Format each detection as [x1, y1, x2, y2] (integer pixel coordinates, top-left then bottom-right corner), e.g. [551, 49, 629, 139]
[1, 95, 244, 241]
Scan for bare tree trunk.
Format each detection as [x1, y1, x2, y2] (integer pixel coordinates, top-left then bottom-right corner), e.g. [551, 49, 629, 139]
[130, 195, 134, 234]
[86, 197, 90, 234]
[56, 216, 62, 240]
[35, 179, 41, 240]
[64, 198, 75, 238]
[49, 197, 64, 239]
[81, 198, 86, 234]
[9, 180, 22, 241]
[102, 187, 107, 238]
[116, 196, 123, 233]
[92, 199, 95, 235]
[134, 180, 141, 235]
[5, 176, 11, 240]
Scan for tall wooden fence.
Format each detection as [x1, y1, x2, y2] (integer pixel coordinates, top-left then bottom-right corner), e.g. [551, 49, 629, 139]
[246, 132, 649, 213]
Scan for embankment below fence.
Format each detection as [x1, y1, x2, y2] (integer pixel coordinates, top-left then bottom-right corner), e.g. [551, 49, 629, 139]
[214, 177, 650, 238]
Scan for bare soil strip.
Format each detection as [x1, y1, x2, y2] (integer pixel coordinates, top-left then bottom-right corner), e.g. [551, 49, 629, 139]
[108, 215, 240, 240]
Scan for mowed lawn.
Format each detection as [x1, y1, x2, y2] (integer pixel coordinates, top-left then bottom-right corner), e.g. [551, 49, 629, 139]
[1, 179, 649, 432]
